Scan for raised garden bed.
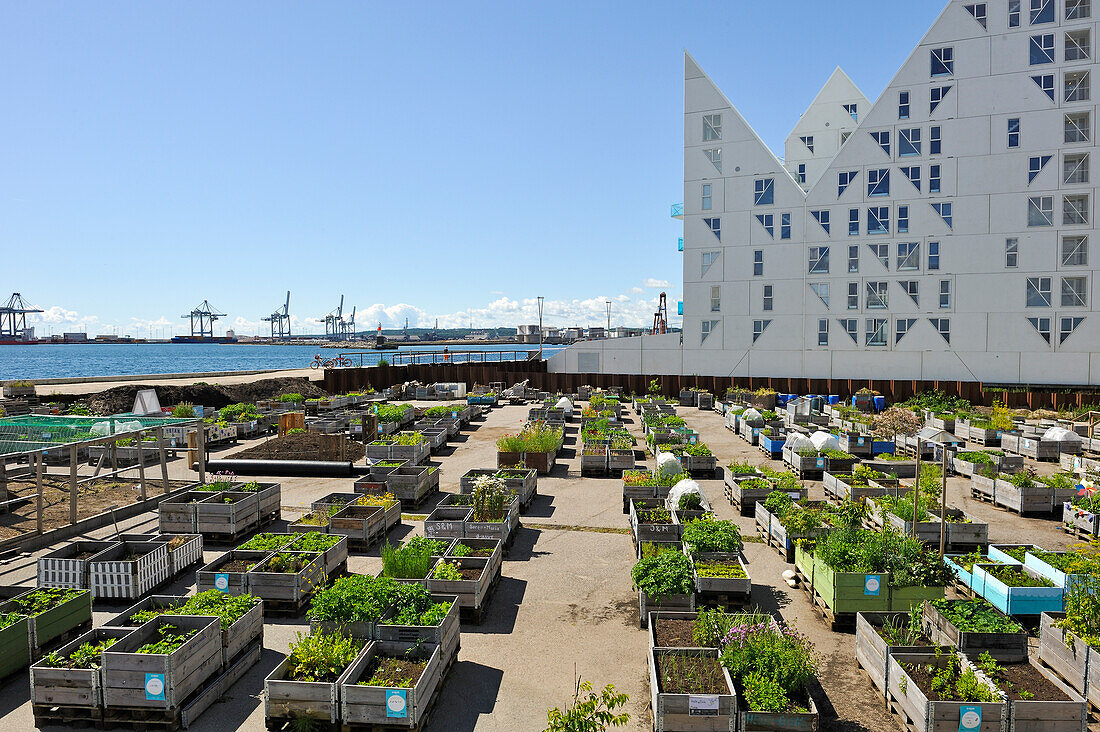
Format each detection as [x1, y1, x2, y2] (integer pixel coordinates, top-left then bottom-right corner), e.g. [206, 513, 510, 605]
[89, 540, 171, 600]
[921, 599, 1027, 662]
[1001, 433, 1062, 461]
[38, 540, 120, 590]
[0, 611, 31, 681]
[629, 498, 681, 548]
[196, 550, 269, 596]
[29, 626, 134, 712]
[384, 466, 436, 506]
[971, 563, 1063, 616]
[339, 640, 442, 728]
[195, 491, 259, 538]
[887, 650, 1006, 731]
[1038, 611, 1100, 709]
[424, 506, 472, 540]
[287, 533, 348, 576]
[823, 470, 900, 502]
[690, 554, 750, 598]
[648, 647, 735, 732]
[248, 551, 325, 607]
[854, 610, 940, 696]
[328, 504, 386, 548]
[158, 491, 212, 534]
[425, 556, 496, 622]
[1, 587, 92, 653]
[265, 634, 364, 726]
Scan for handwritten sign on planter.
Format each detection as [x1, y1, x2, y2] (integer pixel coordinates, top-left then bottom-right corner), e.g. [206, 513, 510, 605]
[864, 574, 881, 596]
[688, 695, 719, 716]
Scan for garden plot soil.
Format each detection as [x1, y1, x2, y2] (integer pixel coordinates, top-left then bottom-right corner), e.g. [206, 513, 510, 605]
[219, 560, 253, 573]
[656, 655, 727, 694]
[232, 432, 365, 461]
[458, 567, 484, 580]
[0, 477, 192, 538]
[653, 618, 698, 648]
[361, 657, 428, 687]
[62, 376, 327, 415]
[987, 662, 1070, 701]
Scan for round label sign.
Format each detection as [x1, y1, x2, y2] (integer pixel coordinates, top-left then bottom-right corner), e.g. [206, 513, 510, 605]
[865, 576, 880, 593]
[214, 575, 229, 591]
[146, 676, 164, 697]
[960, 709, 981, 729]
[387, 693, 407, 713]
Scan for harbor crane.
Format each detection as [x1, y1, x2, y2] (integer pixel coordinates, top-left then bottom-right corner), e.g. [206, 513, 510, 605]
[324, 296, 346, 340]
[182, 300, 225, 339]
[341, 306, 357, 340]
[651, 292, 669, 335]
[262, 291, 292, 339]
[0, 293, 43, 341]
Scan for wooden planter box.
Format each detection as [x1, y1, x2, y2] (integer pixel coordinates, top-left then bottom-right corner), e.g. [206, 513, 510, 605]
[887, 651, 1006, 732]
[868, 500, 988, 548]
[425, 556, 496, 617]
[29, 626, 134, 710]
[759, 433, 786, 458]
[971, 563, 1064, 616]
[196, 550, 268, 595]
[195, 491, 259, 537]
[756, 502, 825, 563]
[102, 615, 221, 709]
[580, 447, 608, 475]
[523, 449, 557, 474]
[678, 453, 718, 475]
[691, 555, 750, 597]
[738, 420, 762, 445]
[495, 467, 537, 505]
[855, 610, 941, 697]
[265, 651, 352, 725]
[839, 432, 874, 457]
[608, 448, 635, 472]
[629, 498, 681, 546]
[366, 461, 409, 480]
[328, 505, 386, 547]
[975, 474, 1066, 515]
[460, 469, 498, 493]
[375, 593, 461, 669]
[158, 491, 214, 534]
[1001, 434, 1061, 461]
[385, 466, 435, 505]
[0, 613, 31, 681]
[1024, 551, 1090, 591]
[811, 556, 889, 615]
[921, 600, 1028, 662]
[696, 392, 714, 410]
[1063, 501, 1100, 536]
[288, 534, 348, 576]
[247, 551, 325, 605]
[339, 641, 442, 728]
[823, 472, 900, 502]
[149, 534, 204, 576]
[89, 541, 172, 600]
[245, 482, 281, 521]
[957, 419, 1003, 446]
[0, 588, 93, 653]
[464, 497, 520, 545]
[638, 590, 694, 629]
[389, 440, 429, 465]
[1038, 612, 1100, 709]
[861, 457, 917, 478]
[38, 540, 120, 590]
[445, 539, 502, 587]
[784, 448, 827, 479]
[648, 647, 735, 732]
[425, 506, 471, 539]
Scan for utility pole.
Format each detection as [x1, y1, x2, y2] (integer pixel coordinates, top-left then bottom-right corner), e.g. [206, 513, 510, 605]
[537, 296, 545, 360]
[606, 300, 611, 334]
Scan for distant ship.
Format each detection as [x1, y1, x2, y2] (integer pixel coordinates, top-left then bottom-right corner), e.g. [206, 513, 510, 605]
[170, 335, 239, 344]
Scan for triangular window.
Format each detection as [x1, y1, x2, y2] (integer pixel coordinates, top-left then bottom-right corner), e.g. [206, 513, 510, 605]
[964, 3, 987, 29]
[809, 283, 830, 308]
[755, 214, 774, 238]
[1028, 317, 1051, 344]
[1060, 316, 1084, 344]
[703, 148, 722, 173]
[800, 136, 814, 154]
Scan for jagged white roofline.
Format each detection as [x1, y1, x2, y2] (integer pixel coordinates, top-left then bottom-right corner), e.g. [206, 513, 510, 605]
[685, 49, 805, 196]
[788, 66, 871, 131]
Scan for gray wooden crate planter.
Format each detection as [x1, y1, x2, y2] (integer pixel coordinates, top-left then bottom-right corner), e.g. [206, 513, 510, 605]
[638, 590, 694, 629]
[691, 554, 750, 597]
[311, 492, 358, 517]
[101, 595, 187, 630]
[996, 659, 1087, 731]
[784, 448, 828, 478]
[608, 448, 636, 473]
[696, 392, 714, 410]
[159, 534, 204, 575]
[195, 491, 259, 537]
[838, 431, 874, 457]
[1038, 612, 1100, 709]
[102, 615, 221, 710]
[956, 419, 1003, 446]
[495, 467, 537, 506]
[339, 641, 442, 728]
[855, 611, 943, 697]
[247, 551, 325, 606]
[385, 466, 435, 505]
[265, 648, 356, 725]
[995, 478, 1070, 515]
[426, 556, 496, 619]
[724, 470, 786, 514]
[29, 626, 135, 710]
[463, 498, 520, 545]
[390, 439, 430, 466]
[861, 457, 917, 478]
[460, 468, 497, 493]
[823, 471, 900, 502]
[867, 500, 988, 548]
[1063, 501, 1100, 536]
[159, 491, 214, 534]
[328, 505, 386, 547]
[887, 651, 1006, 732]
[580, 446, 608, 474]
[245, 482, 281, 521]
[425, 506, 471, 540]
[445, 539, 502, 589]
[921, 600, 1027, 662]
[89, 541, 172, 600]
[375, 594, 461, 670]
[648, 647, 736, 732]
[1001, 434, 1061, 461]
[196, 550, 269, 595]
[366, 460, 409, 481]
[629, 498, 681, 547]
[38, 540, 120, 590]
[288, 533, 348, 576]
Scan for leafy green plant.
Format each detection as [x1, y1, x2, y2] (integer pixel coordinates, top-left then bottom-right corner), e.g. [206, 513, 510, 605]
[878, 606, 924, 646]
[720, 620, 818, 713]
[631, 552, 693, 599]
[543, 675, 630, 731]
[984, 565, 1055, 588]
[171, 402, 196, 417]
[278, 393, 304, 403]
[136, 624, 196, 655]
[380, 541, 436, 579]
[695, 560, 746, 578]
[431, 561, 463, 580]
[287, 427, 306, 435]
[238, 533, 297, 552]
[930, 599, 1023, 634]
[289, 532, 342, 554]
[10, 588, 84, 617]
[286, 632, 364, 682]
[470, 475, 511, 522]
[681, 517, 742, 554]
[41, 637, 118, 668]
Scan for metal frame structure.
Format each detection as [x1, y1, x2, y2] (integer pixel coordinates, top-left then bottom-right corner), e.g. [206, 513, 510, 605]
[0, 293, 43, 340]
[182, 300, 225, 339]
[263, 291, 292, 339]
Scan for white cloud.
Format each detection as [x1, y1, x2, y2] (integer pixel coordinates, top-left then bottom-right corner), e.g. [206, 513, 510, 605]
[30, 306, 98, 326]
[631, 287, 644, 294]
[644, 278, 670, 288]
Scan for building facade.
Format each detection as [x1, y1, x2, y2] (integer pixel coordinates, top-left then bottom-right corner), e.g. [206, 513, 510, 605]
[552, 0, 1100, 385]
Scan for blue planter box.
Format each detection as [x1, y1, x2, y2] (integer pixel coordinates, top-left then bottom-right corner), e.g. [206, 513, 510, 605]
[1024, 551, 1089, 592]
[986, 545, 1032, 566]
[871, 440, 895, 455]
[943, 555, 974, 591]
[973, 563, 1064, 616]
[760, 435, 785, 458]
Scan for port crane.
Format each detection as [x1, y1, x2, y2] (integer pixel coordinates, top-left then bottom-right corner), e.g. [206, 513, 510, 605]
[651, 292, 669, 335]
[0, 293, 43, 341]
[324, 296, 346, 340]
[182, 300, 225, 339]
[262, 291, 292, 339]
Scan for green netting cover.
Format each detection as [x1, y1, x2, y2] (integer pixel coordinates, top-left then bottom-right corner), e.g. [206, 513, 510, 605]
[0, 414, 197, 457]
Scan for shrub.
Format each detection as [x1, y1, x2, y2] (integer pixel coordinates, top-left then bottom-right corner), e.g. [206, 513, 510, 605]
[631, 552, 693, 599]
[682, 517, 742, 554]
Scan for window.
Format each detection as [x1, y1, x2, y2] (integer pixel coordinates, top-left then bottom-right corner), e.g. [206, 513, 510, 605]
[1033, 74, 1056, 101]
[931, 47, 954, 77]
[932, 202, 953, 228]
[1066, 112, 1090, 142]
[965, 3, 987, 28]
[1027, 276, 1052, 306]
[818, 319, 829, 346]
[808, 246, 829, 273]
[701, 184, 711, 211]
[1032, 0, 1054, 23]
[810, 282, 830, 308]
[1062, 276, 1089, 306]
[841, 131, 852, 145]
[838, 171, 858, 196]
[870, 131, 891, 155]
[1008, 118, 1020, 148]
[899, 91, 910, 120]
[701, 319, 718, 343]
[1010, 0, 1021, 26]
[840, 319, 858, 343]
[929, 318, 951, 344]
[843, 103, 858, 121]
[1031, 33, 1056, 64]
[780, 212, 791, 240]
[1029, 316, 1052, 342]
[867, 169, 890, 197]
[1064, 152, 1090, 184]
[848, 245, 859, 273]
[866, 281, 889, 309]
[899, 128, 921, 157]
[763, 285, 773, 311]
[701, 250, 720, 276]
[710, 286, 721, 312]
[753, 178, 774, 206]
[1029, 155, 1052, 184]
[929, 87, 951, 114]
[800, 136, 814, 153]
[703, 114, 721, 141]
[939, 280, 951, 309]
[898, 242, 920, 270]
[868, 243, 890, 269]
[848, 208, 859, 236]
[797, 164, 806, 184]
[1028, 196, 1053, 226]
[900, 280, 919, 306]
[755, 214, 774, 237]
[1060, 316, 1085, 344]
[1064, 193, 1090, 224]
[703, 148, 722, 173]
[752, 319, 770, 343]
[930, 126, 941, 154]
[811, 210, 830, 234]
[898, 205, 910, 233]
[753, 250, 764, 276]
[868, 207, 889, 234]
[901, 167, 920, 192]
[930, 164, 941, 193]
[847, 282, 859, 309]
[929, 241, 940, 270]
[1066, 29, 1091, 61]
[1066, 71, 1090, 102]
[896, 318, 917, 343]
[704, 217, 722, 240]
[1062, 235, 1088, 265]
[866, 318, 888, 347]
[1006, 238, 1019, 268]
[1067, 0, 1092, 20]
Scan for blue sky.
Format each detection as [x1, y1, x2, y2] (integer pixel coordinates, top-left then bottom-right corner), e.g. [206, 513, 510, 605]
[1, 1, 937, 337]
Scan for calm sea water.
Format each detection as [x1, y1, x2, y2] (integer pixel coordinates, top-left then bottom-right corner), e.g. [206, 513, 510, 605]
[0, 342, 567, 380]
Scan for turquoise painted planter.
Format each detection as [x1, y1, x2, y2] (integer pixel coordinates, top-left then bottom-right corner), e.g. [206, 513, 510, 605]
[943, 555, 974, 591]
[986, 545, 1033, 566]
[973, 563, 1064, 616]
[1024, 551, 1089, 592]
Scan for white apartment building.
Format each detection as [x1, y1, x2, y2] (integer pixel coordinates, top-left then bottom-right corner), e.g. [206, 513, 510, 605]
[551, 0, 1100, 385]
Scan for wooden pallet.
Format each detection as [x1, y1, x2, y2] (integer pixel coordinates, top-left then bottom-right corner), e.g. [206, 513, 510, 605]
[1061, 523, 1097, 540]
[792, 567, 855, 633]
[32, 702, 102, 727]
[261, 593, 316, 618]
